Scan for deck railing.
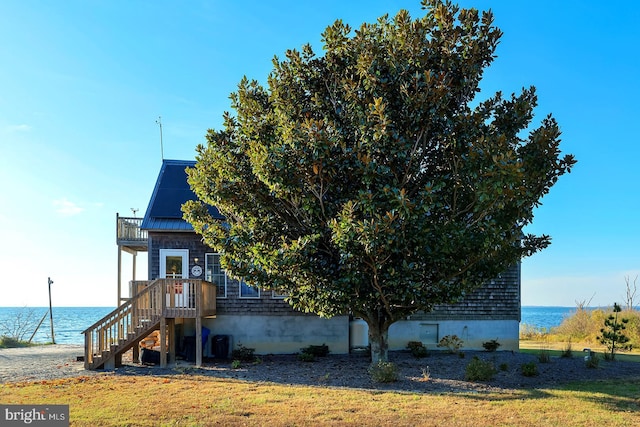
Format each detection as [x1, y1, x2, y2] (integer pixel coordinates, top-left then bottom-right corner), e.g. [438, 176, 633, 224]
[83, 279, 216, 369]
[116, 215, 147, 244]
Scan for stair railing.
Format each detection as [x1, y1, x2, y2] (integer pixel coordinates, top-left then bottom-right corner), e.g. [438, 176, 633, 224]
[83, 279, 163, 368]
[83, 279, 216, 369]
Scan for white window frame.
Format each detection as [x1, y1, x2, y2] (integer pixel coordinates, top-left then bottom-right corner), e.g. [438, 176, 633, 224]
[205, 253, 227, 299]
[159, 249, 189, 279]
[272, 290, 287, 299]
[239, 280, 260, 299]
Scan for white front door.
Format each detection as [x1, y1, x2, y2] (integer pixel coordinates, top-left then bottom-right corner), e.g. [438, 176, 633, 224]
[159, 249, 190, 307]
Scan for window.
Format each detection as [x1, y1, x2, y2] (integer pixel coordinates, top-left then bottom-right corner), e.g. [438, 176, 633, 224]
[272, 289, 288, 299]
[205, 253, 227, 298]
[239, 280, 260, 298]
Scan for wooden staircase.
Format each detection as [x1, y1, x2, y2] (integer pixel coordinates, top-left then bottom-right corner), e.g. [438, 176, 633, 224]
[83, 279, 216, 370]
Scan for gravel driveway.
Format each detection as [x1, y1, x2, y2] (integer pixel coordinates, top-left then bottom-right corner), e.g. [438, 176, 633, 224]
[0, 345, 94, 383]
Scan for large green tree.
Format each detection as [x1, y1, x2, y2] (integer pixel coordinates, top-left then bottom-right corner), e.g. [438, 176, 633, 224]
[183, 0, 575, 363]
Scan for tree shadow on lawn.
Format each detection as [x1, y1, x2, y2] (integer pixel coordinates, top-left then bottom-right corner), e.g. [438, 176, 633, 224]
[112, 349, 640, 405]
[557, 379, 640, 413]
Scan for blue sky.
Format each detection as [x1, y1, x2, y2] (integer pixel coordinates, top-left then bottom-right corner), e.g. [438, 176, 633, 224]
[1, 0, 638, 307]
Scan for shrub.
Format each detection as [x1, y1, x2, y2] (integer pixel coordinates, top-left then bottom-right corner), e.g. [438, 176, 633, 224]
[0, 308, 42, 343]
[499, 363, 509, 371]
[369, 361, 398, 383]
[521, 362, 539, 377]
[437, 335, 464, 354]
[585, 352, 600, 369]
[482, 339, 501, 352]
[407, 341, 422, 351]
[301, 344, 329, 357]
[231, 360, 241, 369]
[554, 304, 597, 340]
[519, 323, 549, 340]
[465, 356, 496, 381]
[560, 341, 573, 358]
[297, 352, 316, 362]
[407, 341, 429, 358]
[537, 348, 551, 363]
[597, 303, 632, 360]
[622, 309, 640, 348]
[231, 344, 256, 362]
[0, 336, 32, 348]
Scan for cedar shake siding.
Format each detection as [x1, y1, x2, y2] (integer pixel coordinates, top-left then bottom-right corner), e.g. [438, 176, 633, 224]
[147, 232, 520, 321]
[148, 232, 209, 280]
[147, 231, 307, 317]
[409, 263, 521, 321]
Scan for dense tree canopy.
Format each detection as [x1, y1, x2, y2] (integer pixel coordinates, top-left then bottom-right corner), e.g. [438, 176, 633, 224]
[183, 0, 576, 362]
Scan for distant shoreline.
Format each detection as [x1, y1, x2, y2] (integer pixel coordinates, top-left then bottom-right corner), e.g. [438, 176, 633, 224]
[0, 305, 583, 308]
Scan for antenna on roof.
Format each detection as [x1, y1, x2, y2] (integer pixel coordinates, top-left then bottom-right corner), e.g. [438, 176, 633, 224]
[156, 116, 164, 161]
[131, 208, 138, 217]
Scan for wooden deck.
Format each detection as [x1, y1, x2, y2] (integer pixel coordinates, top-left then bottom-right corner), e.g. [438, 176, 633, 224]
[83, 279, 216, 370]
[116, 214, 148, 306]
[117, 214, 148, 251]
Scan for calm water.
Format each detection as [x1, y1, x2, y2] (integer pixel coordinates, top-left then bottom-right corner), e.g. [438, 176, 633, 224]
[520, 306, 575, 331]
[0, 306, 574, 345]
[0, 307, 114, 345]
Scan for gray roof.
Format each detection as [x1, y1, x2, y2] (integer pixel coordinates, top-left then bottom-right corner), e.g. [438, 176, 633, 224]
[141, 159, 224, 231]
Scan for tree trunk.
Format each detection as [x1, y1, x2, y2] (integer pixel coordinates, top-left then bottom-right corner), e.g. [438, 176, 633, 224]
[365, 316, 390, 364]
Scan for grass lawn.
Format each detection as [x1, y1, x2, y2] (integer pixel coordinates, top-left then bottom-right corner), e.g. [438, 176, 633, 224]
[1, 374, 639, 426]
[519, 340, 640, 363]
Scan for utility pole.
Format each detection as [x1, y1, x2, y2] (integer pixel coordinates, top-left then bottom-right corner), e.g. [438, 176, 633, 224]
[48, 277, 55, 344]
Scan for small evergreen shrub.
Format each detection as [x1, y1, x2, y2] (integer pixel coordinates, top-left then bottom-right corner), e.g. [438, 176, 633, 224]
[465, 356, 496, 381]
[521, 362, 539, 377]
[231, 344, 256, 362]
[301, 344, 329, 357]
[369, 361, 398, 383]
[499, 363, 509, 371]
[231, 360, 241, 369]
[597, 303, 632, 360]
[437, 335, 464, 354]
[482, 339, 501, 352]
[407, 341, 429, 358]
[297, 352, 316, 362]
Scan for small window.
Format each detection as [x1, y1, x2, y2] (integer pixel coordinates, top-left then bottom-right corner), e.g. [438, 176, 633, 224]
[272, 290, 288, 299]
[239, 280, 260, 298]
[205, 253, 227, 298]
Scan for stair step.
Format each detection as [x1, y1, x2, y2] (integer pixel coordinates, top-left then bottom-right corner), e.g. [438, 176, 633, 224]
[84, 289, 166, 370]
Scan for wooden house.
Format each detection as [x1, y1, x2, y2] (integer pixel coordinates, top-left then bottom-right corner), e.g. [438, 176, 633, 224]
[83, 159, 520, 370]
